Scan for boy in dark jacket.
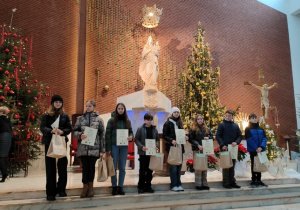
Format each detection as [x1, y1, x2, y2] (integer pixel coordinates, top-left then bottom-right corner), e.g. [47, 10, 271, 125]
[216, 110, 242, 189]
[135, 113, 160, 194]
[245, 113, 268, 187]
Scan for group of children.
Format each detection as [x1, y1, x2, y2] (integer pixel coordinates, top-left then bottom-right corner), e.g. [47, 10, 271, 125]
[39, 94, 268, 201]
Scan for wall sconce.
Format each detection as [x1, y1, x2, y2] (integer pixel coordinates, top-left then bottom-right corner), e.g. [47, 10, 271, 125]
[103, 84, 109, 91]
[140, 4, 163, 28]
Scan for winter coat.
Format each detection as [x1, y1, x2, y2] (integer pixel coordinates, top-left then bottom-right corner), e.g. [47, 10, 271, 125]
[0, 115, 12, 157]
[40, 113, 72, 145]
[163, 118, 185, 153]
[105, 117, 133, 152]
[188, 126, 213, 151]
[135, 124, 160, 155]
[216, 119, 242, 148]
[245, 122, 267, 152]
[73, 111, 105, 157]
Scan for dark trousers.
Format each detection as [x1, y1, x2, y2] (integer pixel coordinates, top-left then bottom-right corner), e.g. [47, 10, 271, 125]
[138, 155, 153, 189]
[222, 159, 236, 186]
[0, 158, 8, 177]
[250, 152, 261, 182]
[45, 144, 68, 196]
[80, 156, 98, 184]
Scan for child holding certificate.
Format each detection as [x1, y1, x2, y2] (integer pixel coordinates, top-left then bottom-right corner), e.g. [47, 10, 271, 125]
[163, 107, 188, 192]
[188, 114, 213, 190]
[105, 103, 133, 196]
[245, 113, 268, 187]
[73, 99, 106, 198]
[40, 95, 72, 201]
[135, 113, 160, 194]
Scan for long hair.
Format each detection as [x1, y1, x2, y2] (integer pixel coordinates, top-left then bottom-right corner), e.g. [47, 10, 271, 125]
[46, 104, 64, 117]
[191, 114, 209, 134]
[112, 103, 131, 129]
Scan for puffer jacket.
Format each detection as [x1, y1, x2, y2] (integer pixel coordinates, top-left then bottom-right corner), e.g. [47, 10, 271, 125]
[73, 111, 105, 157]
[163, 118, 185, 153]
[188, 126, 213, 151]
[40, 113, 72, 145]
[135, 124, 160, 155]
[245, 122, 267, 152]
[216, 119, 242, 148]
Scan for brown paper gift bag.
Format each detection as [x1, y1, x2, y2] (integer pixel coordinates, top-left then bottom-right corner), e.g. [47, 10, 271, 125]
[167, 146, 182, 165]
[106, 156, 115, 177]
[149, 153, 164, 171]
[46, 134, 67, 159]
[194, 153, 208, 171]
[219, 151, 233, 169]
[97, 157, 108, 182]
[253, 156, 268, 172]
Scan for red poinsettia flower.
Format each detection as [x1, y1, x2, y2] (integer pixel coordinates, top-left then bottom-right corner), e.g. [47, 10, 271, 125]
[208, 155, 218, 163]
[186, 159, 194, 167]
[214, 147, 220, 152]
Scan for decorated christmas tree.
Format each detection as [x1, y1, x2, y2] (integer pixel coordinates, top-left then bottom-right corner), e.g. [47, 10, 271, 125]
[0, 22, 50, 174]
[179, 22, 225, 133]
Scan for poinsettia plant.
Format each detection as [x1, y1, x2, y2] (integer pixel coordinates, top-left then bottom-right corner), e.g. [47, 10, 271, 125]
[208, 155, 218, 169]
[214, 143, 247, 162]
[186, 159, 195, 172]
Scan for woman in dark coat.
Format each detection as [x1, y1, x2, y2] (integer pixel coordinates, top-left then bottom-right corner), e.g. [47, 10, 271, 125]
[0, 106, 12, 183]
[40, 95, 72, 201]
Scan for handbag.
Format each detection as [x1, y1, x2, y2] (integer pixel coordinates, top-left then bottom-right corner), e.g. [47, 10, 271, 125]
[253, 156, 268, 172]
[219, 151, 233, 169]
[46, 134, 67, 159]
[97, 157, 108, 182]
[167, 145, 182, 165]
[106, 156, 115, 177]
[149, 153, 164, 171]
[194, 152, 208, 171]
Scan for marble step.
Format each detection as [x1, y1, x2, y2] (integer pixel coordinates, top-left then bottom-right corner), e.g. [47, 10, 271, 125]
[1, 183, 300, 210]
[0, 178, 299, 201]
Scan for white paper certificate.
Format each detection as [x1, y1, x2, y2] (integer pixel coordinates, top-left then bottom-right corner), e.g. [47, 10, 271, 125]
[51, 116, 60, 129]
[202, 139, 214, 155]
[82, 127, 97, 146]
[175, 129, 186, 145]
[145, 139, 156, 156]
[258, 151, 268, 163]
[228, 144, 238, 159]
[117, 129, 129, 146]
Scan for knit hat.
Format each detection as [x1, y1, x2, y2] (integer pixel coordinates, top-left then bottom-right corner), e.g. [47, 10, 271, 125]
[170, 107, 180, 115]
[51, 94, 63, 104]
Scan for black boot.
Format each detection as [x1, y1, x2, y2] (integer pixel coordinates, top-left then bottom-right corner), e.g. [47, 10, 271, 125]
[0, 174, 8, 183]
[118, 186, 125, 195]
[112, 186, 118, 196]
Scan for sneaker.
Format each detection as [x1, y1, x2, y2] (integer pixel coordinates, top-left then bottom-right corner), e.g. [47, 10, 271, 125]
[145, 188, 155, 193]
[177, 186, 184, 191]
[257, 181, 268, 187]
[196, 186, 204, 190]
[138, 188, 145, 194]
[202, 186, 210, 190]
[171, 186, 179, 192]
[230, 183, 241, 188]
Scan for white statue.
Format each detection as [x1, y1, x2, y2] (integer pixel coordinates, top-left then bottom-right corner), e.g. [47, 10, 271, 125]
[139, 36, 160, 92]
[248, 81, 277, 119]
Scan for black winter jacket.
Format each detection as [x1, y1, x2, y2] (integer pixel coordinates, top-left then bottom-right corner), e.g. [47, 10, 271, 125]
[135, 124, 160, 155]
[188, 126, 213, 151]
[163, 118, 185, 153]
[216, 119, 242, 148]
[40, 113, 72, 145]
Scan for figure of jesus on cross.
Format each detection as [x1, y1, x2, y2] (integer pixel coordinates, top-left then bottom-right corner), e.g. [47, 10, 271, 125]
[244, 70, 278, 119]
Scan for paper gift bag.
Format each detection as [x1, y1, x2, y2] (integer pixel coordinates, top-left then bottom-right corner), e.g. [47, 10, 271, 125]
[167, 146, 182, 165]
[253, 156, 268, 172]
[219, 151, 233, 169]
[228, 145, 238, 160]
[97, 157, 108, 182]
[106, 156, 115, 177]
[194, 153, 208, 171]
[46, 134, 67, 159]
[258, 151, 268, 164]
[149, 153, 164, 171]
[202, 139, 214, 155]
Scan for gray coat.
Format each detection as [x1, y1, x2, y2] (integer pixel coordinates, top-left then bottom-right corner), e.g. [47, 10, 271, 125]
[73, 111, 105, 158]
[135, 124, 160, 155]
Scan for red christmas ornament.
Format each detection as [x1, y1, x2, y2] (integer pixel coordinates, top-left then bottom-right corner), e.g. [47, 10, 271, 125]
[7, 109, 11, 113]
[27, 90, 31, 93]
[0, 67, 2, 71]
[13, 34, 17, 37]
[34, 97, 37, 100]
[3, 32, 7, 36]
[34, 79, 38, 83]
[35, 136, 40, 140]
[0, 85, 3, 88]
[5, 87, 10, 91]
[10, 74, 15, 78]
[14, 46, 18, 50]
[4, 71, 9, 75]
[9, 59, 12, 62]
[18, 120, 22, 124]
[24, 38, 29, 42]
[14, 114, 19, 119]
[12, 59, 16, 62]
[13, 132, 17, 136]
[26, 134, 30, 139]
[0, 96, 5, 100]
[31, 115, 35, 120]
[5, 49, 9, 52]
[46, 86, 50, 90]
[9, 90, 14, 94]
[20, 66, 24, 69]
[12, 53, 16, 56]
[17, 102, 22, 106]
[37, 111, 41, 114]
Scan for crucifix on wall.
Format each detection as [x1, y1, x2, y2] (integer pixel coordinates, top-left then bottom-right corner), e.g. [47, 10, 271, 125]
[244, 69, 278, 119]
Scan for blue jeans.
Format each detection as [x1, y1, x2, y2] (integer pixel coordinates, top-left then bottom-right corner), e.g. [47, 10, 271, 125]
[111, 145, 128, 187]
[169, 164, 182, 189]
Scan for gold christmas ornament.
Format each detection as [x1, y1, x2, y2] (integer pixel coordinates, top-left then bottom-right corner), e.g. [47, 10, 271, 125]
[196, 82, 199, 86]
[206, 113, 209, 117]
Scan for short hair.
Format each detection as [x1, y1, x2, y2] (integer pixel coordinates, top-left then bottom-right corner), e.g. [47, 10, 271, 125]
[0, 106, 9, 114]
[225, 109, 234, 116]
[249, 113, 257, 119]
[86, 99, 96, 107]
[144, 113, 153, 120]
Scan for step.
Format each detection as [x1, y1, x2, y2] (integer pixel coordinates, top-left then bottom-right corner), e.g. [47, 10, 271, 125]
[1, 183, 300, 210]
[0, 178, 299, 201]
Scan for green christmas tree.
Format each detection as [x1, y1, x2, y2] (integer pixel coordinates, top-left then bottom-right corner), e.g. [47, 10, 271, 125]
[179, 22, 225, 133]
[0, 24, 50, 174]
